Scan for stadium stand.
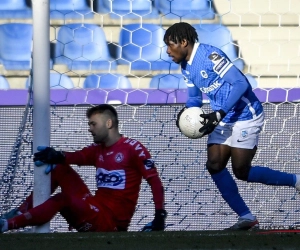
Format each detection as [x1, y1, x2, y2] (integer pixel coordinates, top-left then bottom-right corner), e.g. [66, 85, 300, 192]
[0, 0, 32, 19]
[213, 0, 300, 26]
[214, 0, 300, 84]
[0, 75, 9, 89]
[154, 0, 215, 19]
[193, 23, 244, 71]
[96, 0, 159, 19]
[25, 73, 74, 89]
[0, 0, 297, 89]
[53, 23, 117, 72]
[117, 23, 179, 72]
[83, 73, 132, 89]
[50, 0, 93, 20]
[0, 23, 32, 71]
[149, 73, 186, 89]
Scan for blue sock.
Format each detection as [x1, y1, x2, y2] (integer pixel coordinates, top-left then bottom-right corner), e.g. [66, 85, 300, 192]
[211, 168, 251, 217]
[248, 166, 296, 186]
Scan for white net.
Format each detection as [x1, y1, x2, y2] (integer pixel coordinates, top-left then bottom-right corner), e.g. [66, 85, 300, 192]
[0, 0, 300, 232]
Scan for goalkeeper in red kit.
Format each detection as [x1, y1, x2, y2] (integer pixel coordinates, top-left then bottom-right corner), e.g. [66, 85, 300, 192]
[0, 104, 166, 233]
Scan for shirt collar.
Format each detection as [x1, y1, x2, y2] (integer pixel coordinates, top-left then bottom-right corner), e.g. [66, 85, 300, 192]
[187, 42, 200, 65]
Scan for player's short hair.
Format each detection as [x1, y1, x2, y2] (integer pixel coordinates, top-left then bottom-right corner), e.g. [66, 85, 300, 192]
[86, 104, 119, 126]
[164, 22, 198, 45]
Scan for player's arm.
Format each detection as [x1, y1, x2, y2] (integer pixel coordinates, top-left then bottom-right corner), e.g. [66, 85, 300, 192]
[199, 52, 249, 136]
[219, 66, 249, 113]
[132, 144, 167, 232]
[147, 175, 164, 211]
[142, 171, 166, 231]
[64, 146, 97, 166]
[142, 168, 167, 232]
[186, 81, 203, 108]
[176, 80, 203, 130]
[33, 145, 97, 174]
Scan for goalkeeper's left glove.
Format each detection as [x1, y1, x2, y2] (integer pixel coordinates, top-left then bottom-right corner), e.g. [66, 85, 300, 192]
[199, 110, 226, 136]
[141, 209, 167, 232]
[34, 146, 65, 174]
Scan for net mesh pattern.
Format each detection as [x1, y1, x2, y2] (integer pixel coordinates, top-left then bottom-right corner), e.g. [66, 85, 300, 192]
[1, 103, 300, 232]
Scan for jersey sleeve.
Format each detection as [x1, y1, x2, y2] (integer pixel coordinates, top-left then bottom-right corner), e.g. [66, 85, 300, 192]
[129, 140, 164, 210]
[64, 144, 98, 166]
[221, 66, 250, 113]
[129, 141, 159, 180]
[207, 49, 249, 113]
[183, 72, 203, 108]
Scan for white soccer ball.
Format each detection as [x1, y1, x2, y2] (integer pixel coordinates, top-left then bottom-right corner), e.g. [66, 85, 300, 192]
[178, 107, 206, 139]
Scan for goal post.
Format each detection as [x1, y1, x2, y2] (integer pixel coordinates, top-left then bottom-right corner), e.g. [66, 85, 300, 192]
[32, 0, 51, 233]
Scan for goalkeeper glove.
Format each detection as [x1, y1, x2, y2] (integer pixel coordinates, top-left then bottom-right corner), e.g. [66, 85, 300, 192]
[199, 110, 226, 136]
[142, 209, 167, 232]
[34, 146, 65, 174]
[176, 107, 187, 132]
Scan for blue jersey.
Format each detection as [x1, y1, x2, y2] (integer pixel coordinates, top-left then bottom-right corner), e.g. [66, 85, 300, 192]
[182, 43, 263, 123]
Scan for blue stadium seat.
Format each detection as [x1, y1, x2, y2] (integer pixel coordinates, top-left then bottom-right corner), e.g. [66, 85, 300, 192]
[149, 74, 186, 89]
[193, 24, 245, 71]
[54, 23, 117, 71]
[83, 73, 132, 89]
[0, 0, 32, 19]
[0, 23, 32, 70]
[50, 0, 93, 19]
[96, 0, 159, 19]
[154, 0, 215, 19]
[0, 75, 9, 89]
[25, 73, 74, 89]
[118, 23, 179, 71]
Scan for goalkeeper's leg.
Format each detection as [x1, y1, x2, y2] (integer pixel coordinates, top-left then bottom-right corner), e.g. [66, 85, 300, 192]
[1, 193, 117, 233]
[1, 164, 90, 219]
[1, 193, 92, 232]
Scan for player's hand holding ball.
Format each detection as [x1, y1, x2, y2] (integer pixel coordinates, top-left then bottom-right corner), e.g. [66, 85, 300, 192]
[177, 107, 207, 139]
[199, 110, 226, 136]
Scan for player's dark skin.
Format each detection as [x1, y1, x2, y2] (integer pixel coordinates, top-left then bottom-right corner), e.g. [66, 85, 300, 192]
[165, 37, 256, 181]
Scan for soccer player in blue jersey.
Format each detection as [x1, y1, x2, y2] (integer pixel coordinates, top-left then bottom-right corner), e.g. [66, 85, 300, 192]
[164, 22, 300, 230]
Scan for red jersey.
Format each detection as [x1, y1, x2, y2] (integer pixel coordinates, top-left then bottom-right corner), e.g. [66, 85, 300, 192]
[64, 136, 159, 229]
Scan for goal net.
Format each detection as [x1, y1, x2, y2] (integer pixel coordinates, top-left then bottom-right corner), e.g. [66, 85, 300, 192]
[0, 0, 300, 232]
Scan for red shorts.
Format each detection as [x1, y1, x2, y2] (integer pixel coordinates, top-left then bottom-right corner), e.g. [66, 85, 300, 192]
[56, 193, 117, 232]
[52, 164, 118, 232]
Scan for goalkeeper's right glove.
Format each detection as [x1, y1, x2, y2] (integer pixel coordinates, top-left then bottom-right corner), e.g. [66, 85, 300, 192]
[176, 107, 187, 132]
[141, 209, 167, 232]
[34, 146, 65, 174]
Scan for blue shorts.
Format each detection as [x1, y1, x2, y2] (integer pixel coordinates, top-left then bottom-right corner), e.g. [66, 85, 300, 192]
[207, 112, 264, 149]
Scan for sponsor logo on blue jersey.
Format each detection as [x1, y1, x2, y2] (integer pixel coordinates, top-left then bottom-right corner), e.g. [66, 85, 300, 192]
[214, 58, 228, 73]
[208, 52, 222, 61]
[200, 70, 208, 78]
[200, 81, 221, 93]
